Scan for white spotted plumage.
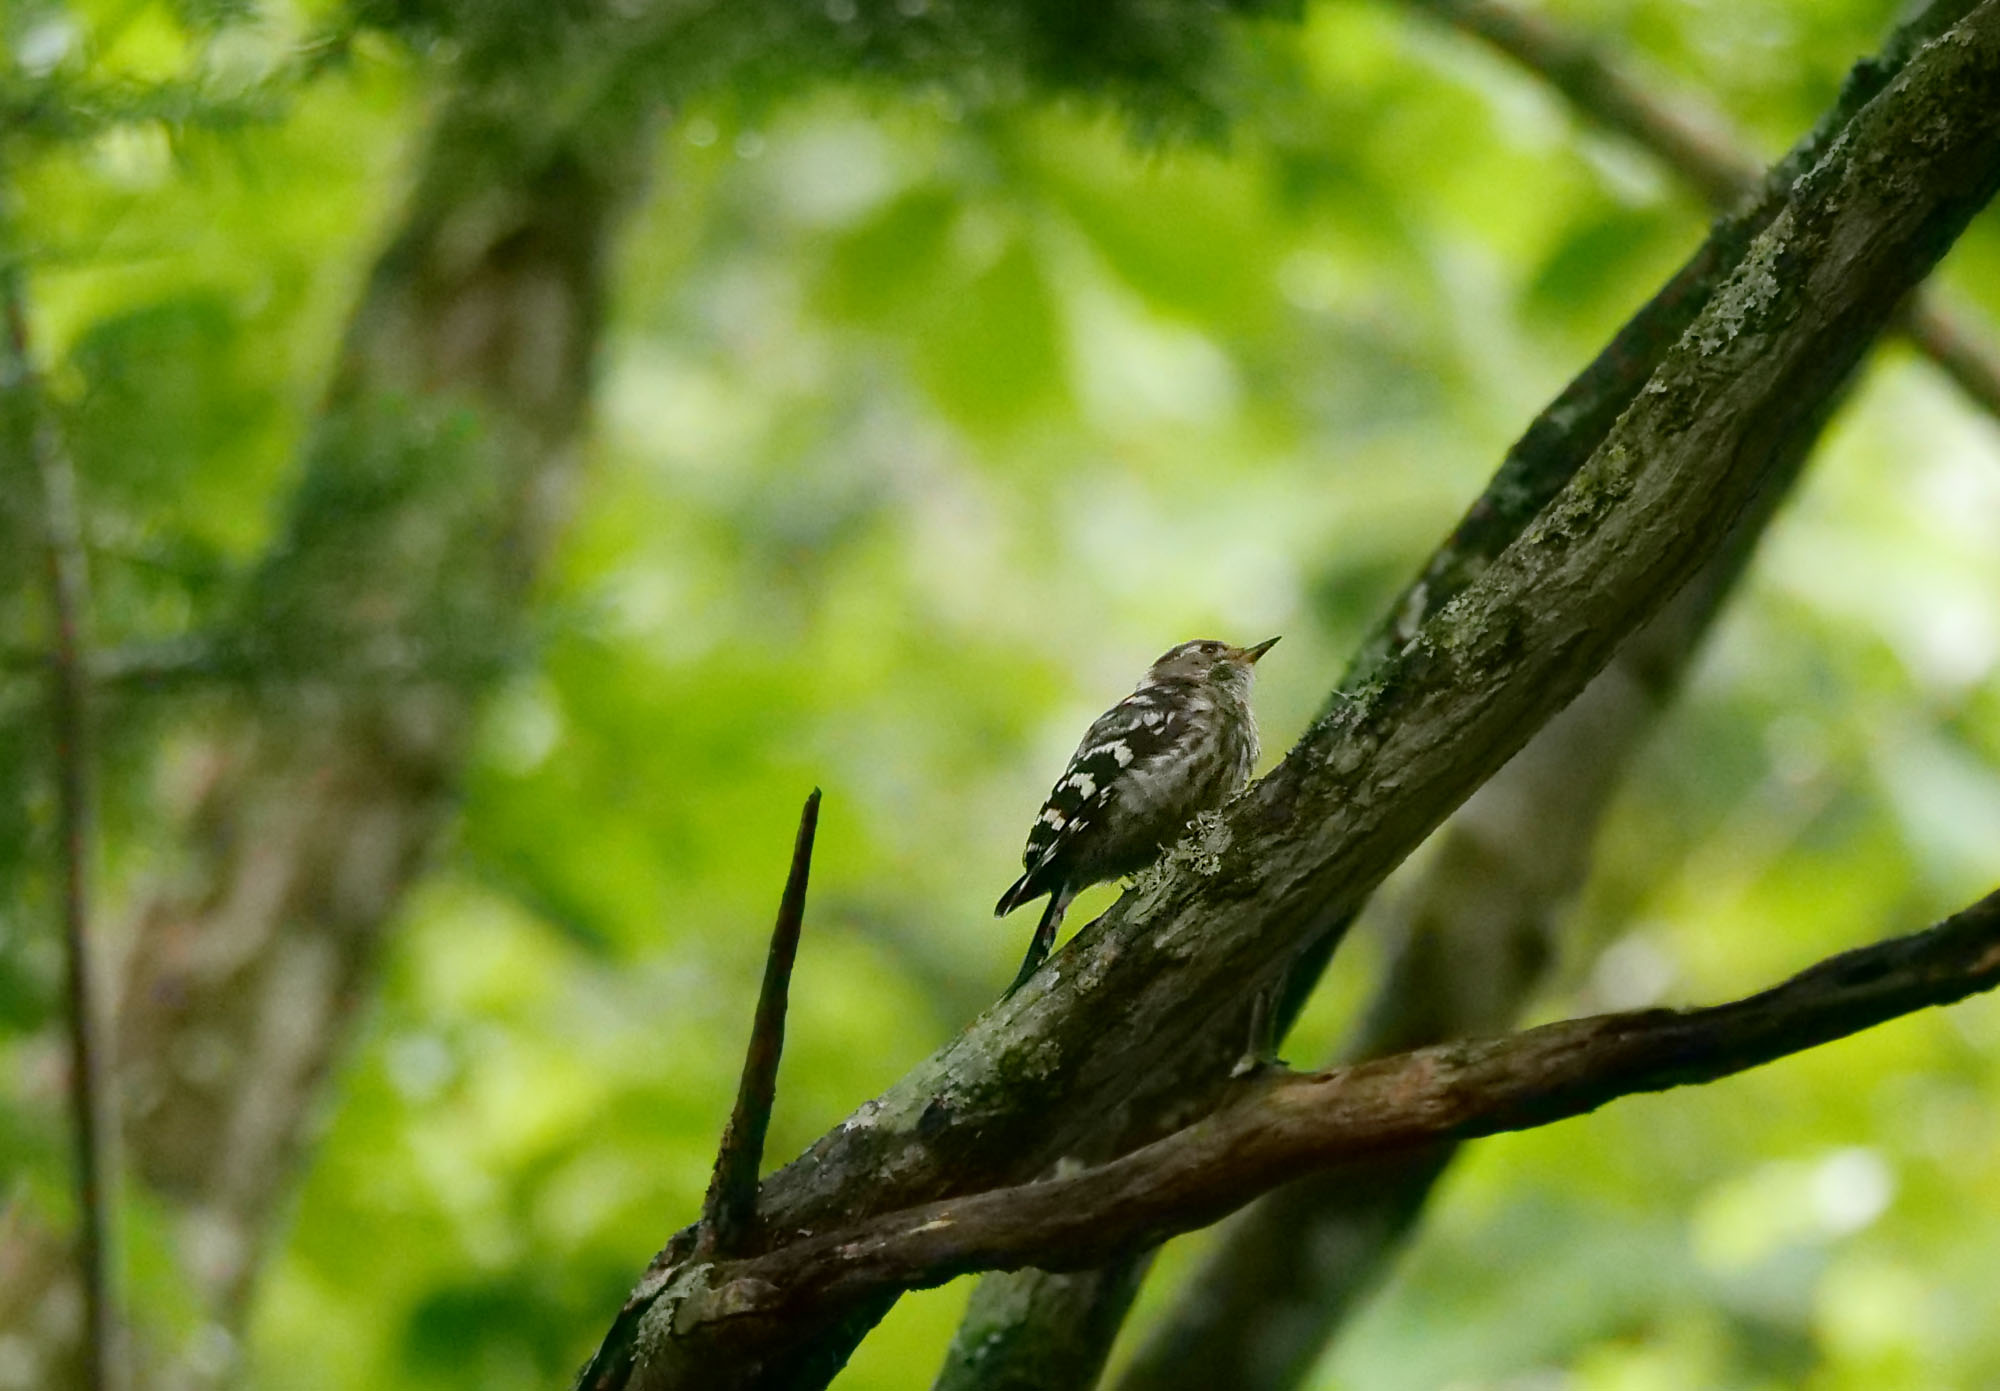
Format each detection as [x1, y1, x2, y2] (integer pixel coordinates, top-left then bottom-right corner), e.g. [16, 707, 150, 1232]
[994, 636, 1277, 994]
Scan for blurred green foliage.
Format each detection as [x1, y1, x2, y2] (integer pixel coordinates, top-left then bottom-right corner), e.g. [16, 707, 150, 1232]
[3, 0, 2000, 1388]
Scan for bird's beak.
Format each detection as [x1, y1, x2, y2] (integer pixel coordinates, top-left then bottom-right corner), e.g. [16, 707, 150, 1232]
[1240, 636, 1281, 664]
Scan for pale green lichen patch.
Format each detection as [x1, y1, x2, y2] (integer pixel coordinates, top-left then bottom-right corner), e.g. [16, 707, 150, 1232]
[1693, 232, 1789, 354]
[1390, 578, 1433, 644]
[980, 1028, 1070, 1096]
[1523, 452, 1640, 556]
[636, 1261, 712, 1340]
[1127, 811, 1237, 941]
[1183, 809, 1232, 875]
[1131, 808, 1231, 897]
[1013, 1034, 1065, 1082]
[1071, 935, 1122, 990]
[838, 1099, 884, 1133]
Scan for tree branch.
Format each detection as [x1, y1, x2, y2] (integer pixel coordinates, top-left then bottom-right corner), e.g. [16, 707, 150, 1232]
[699, 791, 822, 1259]
[951, 324, 1846, 1391]
[585, 7, 2000, 1386]
[3, 264, 125, 1391]
[1401, 0, 2000, 421]
[1084, 4, 2000, 1382]
[931, 1259, 1148, 1391]
[957, 3, 2000, 1375]
[1113, 406, 1832, 1391]
[652, 889, 2000, 1358]
[932, 2, 1995, 1384]
[935, 7, 1983, 1374]
[1903, 298, 2000, 419]
[1406, 0, 1757, 203]
[1327, 0, 1983, 711]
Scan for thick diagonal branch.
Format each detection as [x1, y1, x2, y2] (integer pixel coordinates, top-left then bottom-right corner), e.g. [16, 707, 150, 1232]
[1101, 4, 2000, 1384]
[585, 8, 2000, 1388]
[1328, 0, 1980, 706]
[1113, 416, 1824, 1391]
[1402, 0, 2000, 420]
[931, 3, 1969, 1373]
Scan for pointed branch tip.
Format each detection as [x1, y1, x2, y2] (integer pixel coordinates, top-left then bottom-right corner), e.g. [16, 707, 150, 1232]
[698, 789, 822, 1258]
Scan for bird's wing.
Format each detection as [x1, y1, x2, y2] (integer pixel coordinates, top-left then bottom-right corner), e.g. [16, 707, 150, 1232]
[1017, 688, 1192, 876]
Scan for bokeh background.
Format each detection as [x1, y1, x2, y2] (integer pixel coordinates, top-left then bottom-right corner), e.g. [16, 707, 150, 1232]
[3, 0, 2000, 1387]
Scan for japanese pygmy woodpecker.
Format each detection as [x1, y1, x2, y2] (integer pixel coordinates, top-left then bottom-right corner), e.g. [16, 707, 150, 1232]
[995, 636, 1278, 993]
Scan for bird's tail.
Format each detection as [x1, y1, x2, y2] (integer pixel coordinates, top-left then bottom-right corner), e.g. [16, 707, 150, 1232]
[1003, 888, 1073, 997]
[994, 868, 1043, 918]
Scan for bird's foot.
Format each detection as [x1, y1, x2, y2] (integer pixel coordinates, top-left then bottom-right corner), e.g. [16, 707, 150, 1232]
[1229, 1050, 1288, 1080]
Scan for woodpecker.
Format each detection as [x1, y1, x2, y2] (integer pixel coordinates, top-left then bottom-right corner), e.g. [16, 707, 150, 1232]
[995, 636, 1278, 995]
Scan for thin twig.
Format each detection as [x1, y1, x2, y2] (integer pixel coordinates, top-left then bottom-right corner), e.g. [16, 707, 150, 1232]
[1403, 0, 2000, 422]
[1902, 299, 2000, 421]
[698, 789, 822, 1259]
[0, 636, 228, 686]
[4, 273, 124, 1391]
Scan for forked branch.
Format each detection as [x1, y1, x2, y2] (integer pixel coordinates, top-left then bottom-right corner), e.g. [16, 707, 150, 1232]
[663, 890, 2000, 1340]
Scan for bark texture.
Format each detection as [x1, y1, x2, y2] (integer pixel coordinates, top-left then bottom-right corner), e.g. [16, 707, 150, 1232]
[932, 1259, 1151, 1391]
[1402, 0, 2000, 420]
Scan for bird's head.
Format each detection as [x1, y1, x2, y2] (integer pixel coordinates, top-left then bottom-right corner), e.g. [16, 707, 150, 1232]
[1147, 636, 1280, 693]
